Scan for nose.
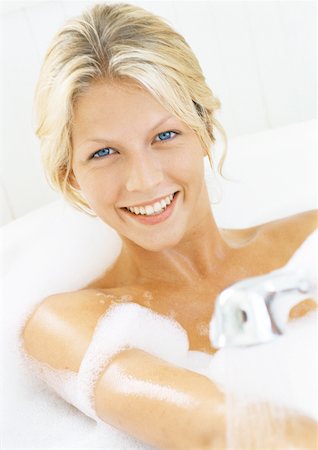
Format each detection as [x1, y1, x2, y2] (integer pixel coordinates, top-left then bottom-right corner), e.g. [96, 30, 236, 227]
[125, 151, 164, 192]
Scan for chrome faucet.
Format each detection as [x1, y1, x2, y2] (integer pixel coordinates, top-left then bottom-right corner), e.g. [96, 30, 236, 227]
[210, 229, 317, 348]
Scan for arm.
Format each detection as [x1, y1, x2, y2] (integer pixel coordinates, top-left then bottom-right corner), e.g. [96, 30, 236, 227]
[94, 347, 225, 450]
[21, 291, 226, 450]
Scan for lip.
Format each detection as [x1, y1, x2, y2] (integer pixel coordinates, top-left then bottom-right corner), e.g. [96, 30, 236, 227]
[121, 191, 179, 225]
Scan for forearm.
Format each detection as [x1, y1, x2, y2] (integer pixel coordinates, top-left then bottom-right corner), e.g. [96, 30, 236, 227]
[94, 348, 226, 450]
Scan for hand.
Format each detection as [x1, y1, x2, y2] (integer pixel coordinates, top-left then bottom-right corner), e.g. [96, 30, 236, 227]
[283, 410, 318, 450]
[222, 400, 317, 450]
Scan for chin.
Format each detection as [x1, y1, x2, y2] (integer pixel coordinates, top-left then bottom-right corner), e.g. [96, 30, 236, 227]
[134, 232, 184, 252]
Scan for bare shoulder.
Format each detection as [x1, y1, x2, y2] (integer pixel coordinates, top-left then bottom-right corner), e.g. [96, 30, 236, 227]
[259, 209, 318, 250]
[251, 209, 317, 270]
[21, 288, 123, 373]
[222, 210, 318, 275]
[221, 210, 317, 249]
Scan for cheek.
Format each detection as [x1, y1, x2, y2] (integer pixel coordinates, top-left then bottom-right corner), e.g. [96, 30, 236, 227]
[166, 145, 204, 180]
[76, 169, 118, 207]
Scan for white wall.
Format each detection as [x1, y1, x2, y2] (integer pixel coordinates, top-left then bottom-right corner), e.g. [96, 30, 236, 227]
[0, 0, 316, 225]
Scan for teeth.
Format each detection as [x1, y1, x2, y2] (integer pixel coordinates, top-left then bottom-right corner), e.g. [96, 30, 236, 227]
[145, 205, 154, 215]
[153, 202, 162, 212]
[126, 192, 176, 216]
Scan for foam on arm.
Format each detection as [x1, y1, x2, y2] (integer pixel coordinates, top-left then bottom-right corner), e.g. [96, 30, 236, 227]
[19, 300, 190, 422]
[76, 302, 190, 420]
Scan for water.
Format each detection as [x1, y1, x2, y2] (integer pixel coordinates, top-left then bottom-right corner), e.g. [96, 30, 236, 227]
[205, 310, 317, 449]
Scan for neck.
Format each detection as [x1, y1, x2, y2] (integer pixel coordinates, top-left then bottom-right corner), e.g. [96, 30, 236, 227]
[112, 210, 233, 287]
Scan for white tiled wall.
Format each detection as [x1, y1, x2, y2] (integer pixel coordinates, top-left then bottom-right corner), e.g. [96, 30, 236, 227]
[0, 1, 316, 226]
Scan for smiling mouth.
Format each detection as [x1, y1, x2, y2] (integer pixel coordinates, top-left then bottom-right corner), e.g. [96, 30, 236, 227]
[122, 191, 179, 217]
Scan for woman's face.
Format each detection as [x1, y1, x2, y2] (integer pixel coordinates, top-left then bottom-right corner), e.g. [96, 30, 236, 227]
[71, 79, 210, 251]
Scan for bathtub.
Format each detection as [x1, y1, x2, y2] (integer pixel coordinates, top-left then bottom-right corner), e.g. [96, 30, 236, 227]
[1, 119, 316, 449]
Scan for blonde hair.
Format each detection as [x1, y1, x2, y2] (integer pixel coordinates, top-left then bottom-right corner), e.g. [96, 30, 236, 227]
[35, 2, 228, 216]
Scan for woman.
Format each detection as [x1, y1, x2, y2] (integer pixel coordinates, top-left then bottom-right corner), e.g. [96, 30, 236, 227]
[21, 3, 317, 449]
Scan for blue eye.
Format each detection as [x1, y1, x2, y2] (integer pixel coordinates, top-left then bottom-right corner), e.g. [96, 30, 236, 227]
[156, 131, 177, 141]
[91, 148, 116, 159]
[91, 131, 177, 160]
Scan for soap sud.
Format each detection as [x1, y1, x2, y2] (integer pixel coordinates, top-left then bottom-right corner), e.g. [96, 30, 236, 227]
[10, 353, 156, 449]
[142, 290, 153, 300]
[167, 308, 177, 320]
[206, 310, 317, 419]
[118, 294, 134, 303]
[96, 291, 134, 304]
[8, 275, 317, 449]
[76, 302, 190, 420]
[96, 292, 116, 301]
[17, 300, 318, 423]
[17, 301, 191, 422]
[141, 291, 153, 307]
[204, 310, 318, 448]
[196, 321, 209, 336]
[18, 346, 80, 412]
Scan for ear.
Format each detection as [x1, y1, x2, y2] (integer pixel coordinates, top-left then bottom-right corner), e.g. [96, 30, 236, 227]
[69, 170, 80, 190]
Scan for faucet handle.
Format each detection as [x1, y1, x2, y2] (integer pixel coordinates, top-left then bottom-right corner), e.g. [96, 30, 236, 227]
[209, 269, 316, 349]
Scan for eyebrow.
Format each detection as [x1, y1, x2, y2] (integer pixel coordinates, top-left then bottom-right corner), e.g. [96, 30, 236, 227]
[79, 114, 175, 148]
